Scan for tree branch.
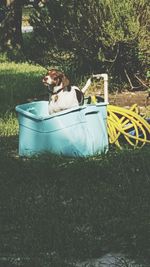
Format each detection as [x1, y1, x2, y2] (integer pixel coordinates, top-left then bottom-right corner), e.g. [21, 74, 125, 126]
[104, 45, 120, 63]
[134, 74, 149, 89]
[124, 69, 142, 90]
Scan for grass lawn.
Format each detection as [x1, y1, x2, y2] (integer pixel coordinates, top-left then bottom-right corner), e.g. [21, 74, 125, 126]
[0, 60, 150, 266]
[0, 61, 46, 113]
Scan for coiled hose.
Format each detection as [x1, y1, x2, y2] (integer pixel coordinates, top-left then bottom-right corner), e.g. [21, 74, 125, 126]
[107, 104, 150, 148]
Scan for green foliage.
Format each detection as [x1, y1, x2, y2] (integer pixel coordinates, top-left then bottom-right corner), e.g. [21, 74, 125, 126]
[30, 0, 149, 82]
[0, 1, 26, 59]
[101, 0, 139, 44]
[133, 0, 150, 71]
[147, 70, 150, 79]
[0, 52, 9, 62]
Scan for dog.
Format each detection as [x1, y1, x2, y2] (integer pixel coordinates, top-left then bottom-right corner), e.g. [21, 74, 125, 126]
[42, 69, 92, 114]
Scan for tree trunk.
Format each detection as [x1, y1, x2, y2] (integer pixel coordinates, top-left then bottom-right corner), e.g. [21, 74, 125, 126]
[13, 0, 23, 48]
[0, 0, 23, 51]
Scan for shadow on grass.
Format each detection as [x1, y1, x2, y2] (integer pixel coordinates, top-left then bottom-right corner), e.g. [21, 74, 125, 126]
[0, 135, 150, 266]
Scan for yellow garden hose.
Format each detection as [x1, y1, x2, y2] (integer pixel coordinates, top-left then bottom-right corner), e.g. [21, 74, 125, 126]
[89, 95, 150, 148]
[107, 104, 150, 148]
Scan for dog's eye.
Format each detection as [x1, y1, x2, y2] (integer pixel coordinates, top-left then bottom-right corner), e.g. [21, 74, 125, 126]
[53, 77, 57, 81]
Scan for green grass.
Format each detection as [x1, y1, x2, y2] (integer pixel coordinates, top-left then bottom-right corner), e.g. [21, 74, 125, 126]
[0, 144, 150, 266]
[0, 113, 18, 137]
[0, 61, 46, 113]
[0, 59, 150, 266]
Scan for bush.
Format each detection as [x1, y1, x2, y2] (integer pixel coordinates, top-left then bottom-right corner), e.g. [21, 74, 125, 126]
[30, 0, 149, 83]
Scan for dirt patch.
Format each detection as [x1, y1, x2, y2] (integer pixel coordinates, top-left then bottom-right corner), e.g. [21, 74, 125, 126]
[108, 90, 150, 116]
[109, 90, 149, 107]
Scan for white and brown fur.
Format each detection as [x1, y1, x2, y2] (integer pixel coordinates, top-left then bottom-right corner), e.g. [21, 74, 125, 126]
[43, 69, 87, 114]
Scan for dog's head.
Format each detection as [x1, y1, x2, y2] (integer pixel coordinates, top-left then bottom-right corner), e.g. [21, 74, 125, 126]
[43, 69, 70, 93]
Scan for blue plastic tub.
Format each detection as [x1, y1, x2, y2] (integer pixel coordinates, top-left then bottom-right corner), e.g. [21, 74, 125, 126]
[15, 101, 109, 157]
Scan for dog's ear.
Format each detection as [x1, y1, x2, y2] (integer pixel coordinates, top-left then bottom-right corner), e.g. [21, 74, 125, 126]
[56, 71, 70, 88]
[62, 74, 70, 88]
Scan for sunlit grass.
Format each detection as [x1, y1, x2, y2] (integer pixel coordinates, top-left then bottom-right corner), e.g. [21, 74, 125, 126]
[0, 61, 46, 113]
[0, 113, 18, 136]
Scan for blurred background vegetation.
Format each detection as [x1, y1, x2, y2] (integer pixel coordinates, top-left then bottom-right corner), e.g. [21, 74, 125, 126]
[0, 0, 149, 87]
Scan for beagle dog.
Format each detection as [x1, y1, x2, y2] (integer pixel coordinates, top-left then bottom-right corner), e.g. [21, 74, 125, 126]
[42, 69, 91, 114]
